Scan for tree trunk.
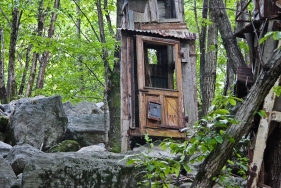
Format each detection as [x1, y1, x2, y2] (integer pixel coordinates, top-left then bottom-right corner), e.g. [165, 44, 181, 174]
[26, 0, 45, 97]
[191, 50, 281, 187]
[201, 0, 218, 117]
[199, 0, 208, 117]
[0, 28, 7, 103]
[97, 0, 111, 146]
[209, 0, 247, 72]
[76, 0, 84, 91]
[107, 0, 122, 152]
[7, 7, 21, 101]
[18, 45, 32, 95]
[36, 0, 60, 89]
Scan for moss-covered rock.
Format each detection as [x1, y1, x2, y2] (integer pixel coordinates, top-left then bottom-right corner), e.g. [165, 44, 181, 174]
[46, 140, 80, 153]
[0, 116, 8, 132]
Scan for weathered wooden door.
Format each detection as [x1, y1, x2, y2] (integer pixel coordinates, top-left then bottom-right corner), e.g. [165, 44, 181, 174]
[136, 35, 185, 138]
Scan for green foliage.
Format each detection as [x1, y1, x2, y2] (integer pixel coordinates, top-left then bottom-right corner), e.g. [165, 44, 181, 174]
[126, 95, 247, 187]
[259, 31, 281, 44]
[0, 0, 116, 104]
[273, 85, 281, 97]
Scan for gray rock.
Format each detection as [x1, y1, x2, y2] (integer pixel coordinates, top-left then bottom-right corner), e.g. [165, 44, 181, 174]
[11, 173, 22, 188]
[77, 144, 107, 153]
[0, 141, 12, 158]
[6, 144, 43, 175]
[63, 101, 107, 146]
[7, 95, 68, 150]
[0, 155, 17, 188]
[21, 151, 136, 188]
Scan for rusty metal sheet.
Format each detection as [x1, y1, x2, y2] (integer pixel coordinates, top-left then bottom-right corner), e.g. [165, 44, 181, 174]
[120, 23, 197, 39]
[236, 66, 254, 84]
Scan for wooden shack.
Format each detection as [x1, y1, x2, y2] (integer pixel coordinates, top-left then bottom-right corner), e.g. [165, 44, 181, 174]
[120, 0, 198, 151]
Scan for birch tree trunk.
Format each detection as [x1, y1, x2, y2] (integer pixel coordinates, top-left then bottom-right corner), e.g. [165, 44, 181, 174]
[0, 28, 7, 103]
[26, 0, 45, 97]
[201, 0, 218, 117]
[36, 0, 60, 89]
[7, 6, 21, 101]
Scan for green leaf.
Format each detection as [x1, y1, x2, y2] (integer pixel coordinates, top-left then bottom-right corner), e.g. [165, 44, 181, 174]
[215, 136, 223, 144]
[147, 164, 155, 172]
[183, 164, 192, 173]
[259, 31, 273, 44]
[227, 160, 234, 165]
[214, 109, 229, 115]
[257, 110, 267, 118]
[228, 98, 236, 106]
[273, 31, 281, 40]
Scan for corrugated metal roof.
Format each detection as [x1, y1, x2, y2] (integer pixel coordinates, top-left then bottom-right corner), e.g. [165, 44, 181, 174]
[120, 23, 197, 39]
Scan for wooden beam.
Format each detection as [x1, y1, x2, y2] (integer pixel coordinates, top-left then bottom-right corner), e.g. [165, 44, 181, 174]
[249, 78, 280, 187]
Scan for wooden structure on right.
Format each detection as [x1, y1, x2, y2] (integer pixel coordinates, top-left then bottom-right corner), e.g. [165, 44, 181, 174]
[235, 0, 281, 187]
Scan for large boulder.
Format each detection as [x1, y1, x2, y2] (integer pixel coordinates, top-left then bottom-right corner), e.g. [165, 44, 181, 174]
[21, 151, 136, 187]
[0, 155, 17, 188]
[64, 101, 107, 146]
[6, 95, 68, 150]
[6, 144, 43, 175]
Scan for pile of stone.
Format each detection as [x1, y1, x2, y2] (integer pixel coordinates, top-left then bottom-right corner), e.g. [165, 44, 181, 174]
[0, 95, 135, 188]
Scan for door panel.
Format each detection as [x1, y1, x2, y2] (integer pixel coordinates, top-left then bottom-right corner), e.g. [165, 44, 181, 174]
[136, 35, 185, 138]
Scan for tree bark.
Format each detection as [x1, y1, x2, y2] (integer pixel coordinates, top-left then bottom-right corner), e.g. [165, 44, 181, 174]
[107, 0, 122, 152]
[191, 50, 281, 187]
[201, 0, 218, 117]
[7, 6, 21, 101]
[97, 0, 111, 146]
[26, 0, 45, 97]
[0, 28, 7, 103]
[76, 0, 84, 91]
[209, 0, 247, 72]
[36, 0, 60, 89]
[199, 0, 208, 117]
[18, 45, 32, 95]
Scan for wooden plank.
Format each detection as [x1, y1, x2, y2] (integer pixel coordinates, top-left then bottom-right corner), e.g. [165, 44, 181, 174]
[148, 0, 159, 22]
[181, 41, 197, 135]
[120, 32, 129, 152]
[129, 36, 136, 129]
[128, 10, 134, 30]
[134, 3, 151, 23]
[144, 127, 186, 138]
[140, 22, 188, 30]
[249, 79, 280, 187]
